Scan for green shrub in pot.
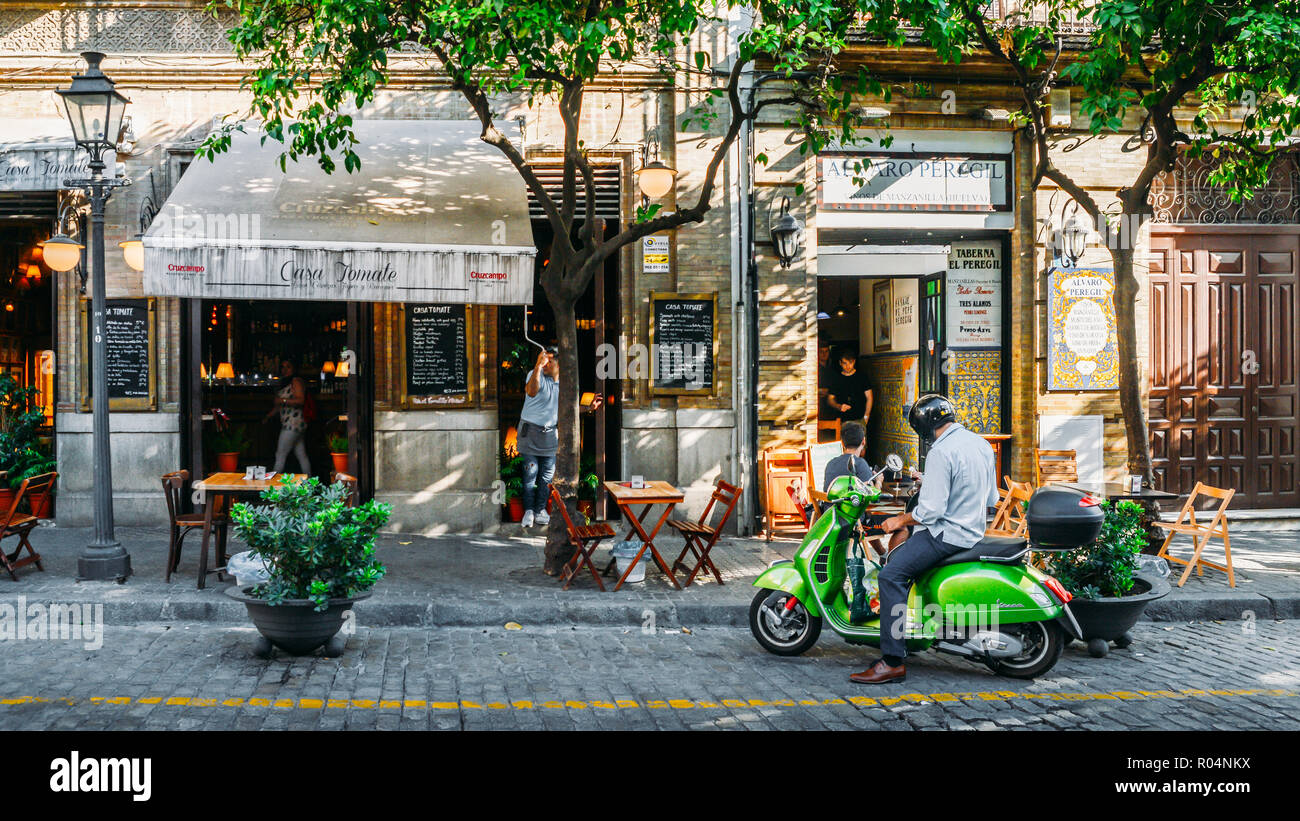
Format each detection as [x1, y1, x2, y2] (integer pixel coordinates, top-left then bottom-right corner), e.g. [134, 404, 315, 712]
[230, 477, 390, 611]
[1043, 499, 1147, 599]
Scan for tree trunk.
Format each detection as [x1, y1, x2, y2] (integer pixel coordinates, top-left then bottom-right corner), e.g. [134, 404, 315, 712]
[1108, 241, 1155, 485]
[541, 276, 581, 576]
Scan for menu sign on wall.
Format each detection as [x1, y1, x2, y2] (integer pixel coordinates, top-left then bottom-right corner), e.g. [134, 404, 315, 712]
[1047, 267, 1119, 390]
[80, 298, 157, 411]
[946, 240, 1003, 347]
[403, 303, 470, 404]
[649, 292, 716, 395]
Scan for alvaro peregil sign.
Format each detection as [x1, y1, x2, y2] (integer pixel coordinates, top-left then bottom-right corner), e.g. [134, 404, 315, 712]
[819, 153, 1012, 212]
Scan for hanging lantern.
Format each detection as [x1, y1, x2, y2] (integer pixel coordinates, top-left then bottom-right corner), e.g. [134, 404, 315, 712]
[769, 196, 804, 269]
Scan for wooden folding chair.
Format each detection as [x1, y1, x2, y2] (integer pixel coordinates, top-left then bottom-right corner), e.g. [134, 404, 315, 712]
[665, 479, 742, 586]
[1155, 482, 1236, 587]
[552, 487, 615, 591]
[331, 471, 359, 507]
[1035, 449, 1078, 485]
[987, 478, 1033, 537]
[161, 470, 229, 583]
[1, 471, 54, 580]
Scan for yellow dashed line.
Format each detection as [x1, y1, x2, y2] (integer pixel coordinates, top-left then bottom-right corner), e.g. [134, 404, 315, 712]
[2, 688, 1294, 712]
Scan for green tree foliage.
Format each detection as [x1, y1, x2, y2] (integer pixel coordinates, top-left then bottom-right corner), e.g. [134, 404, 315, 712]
[206, 0, 889, 572]
[864, 0, 1300, 481]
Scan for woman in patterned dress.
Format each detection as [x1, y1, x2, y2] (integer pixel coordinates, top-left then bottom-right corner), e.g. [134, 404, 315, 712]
[263, 359, 310, 474]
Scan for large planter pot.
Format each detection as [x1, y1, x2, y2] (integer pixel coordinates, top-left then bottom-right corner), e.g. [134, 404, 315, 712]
[227, 586, 370, 656]
[0, 485, 15, 514]
[215, 452, 240, 473]
[1068, 571, 1170, 657]
[330, 452, 350, 474]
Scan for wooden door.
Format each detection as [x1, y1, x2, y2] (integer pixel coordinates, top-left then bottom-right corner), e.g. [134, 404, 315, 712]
[1149, 230, 1300, 507]
[918, 273, 946, 396]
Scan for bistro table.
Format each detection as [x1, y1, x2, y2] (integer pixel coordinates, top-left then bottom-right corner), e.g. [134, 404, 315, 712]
[602, 480, 685, 592]
[192, 472, 306, 589]
[1056, 482, 1179, 552]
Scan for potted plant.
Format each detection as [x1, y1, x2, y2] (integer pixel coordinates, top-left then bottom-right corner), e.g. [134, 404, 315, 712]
[1042, 499, 1170, 658]
[0, 373, 43, 513]
[499, 444, 524, 522]
[208, 423, 251, 473]
[227, 477, 389, 657]
[577, 455, 599, 519]
[8, 446, 57, 518]
[328, 432, 349, 474]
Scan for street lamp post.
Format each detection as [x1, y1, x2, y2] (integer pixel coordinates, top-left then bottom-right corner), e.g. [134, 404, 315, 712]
[57, 51, 133, 581]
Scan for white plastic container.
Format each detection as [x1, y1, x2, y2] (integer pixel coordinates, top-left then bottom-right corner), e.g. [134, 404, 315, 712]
[611, 541, 647, 583]
[225, 550, 271, 587]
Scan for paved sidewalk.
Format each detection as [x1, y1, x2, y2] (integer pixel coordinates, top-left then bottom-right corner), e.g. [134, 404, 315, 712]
[3, 522, 1297, 627]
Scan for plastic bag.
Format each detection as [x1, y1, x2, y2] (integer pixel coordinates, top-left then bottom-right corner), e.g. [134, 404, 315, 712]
[1136, 554, 1170, 580]
[846, 539, 881, 623]
[225, 551, 272, 586]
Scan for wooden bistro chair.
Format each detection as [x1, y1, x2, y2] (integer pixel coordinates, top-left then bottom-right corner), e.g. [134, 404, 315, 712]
[1, 471, 54, 581]
[665, 479, 742, 587]
[161, 470, 229, 583]
[987, 478, 1033, 538]
[551, 487, 615, 591]
[1035, 449, 1079, 485]
[1155, 482, 1237, 588]
[331, 471, 359, 507]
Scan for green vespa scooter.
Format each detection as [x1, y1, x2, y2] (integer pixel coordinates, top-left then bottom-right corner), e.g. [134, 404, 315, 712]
[749, 455, 1091, 679]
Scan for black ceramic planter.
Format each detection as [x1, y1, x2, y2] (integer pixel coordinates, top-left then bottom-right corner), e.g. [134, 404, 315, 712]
[228, 586, 370, 656]
[1068, 571, 1170, 657]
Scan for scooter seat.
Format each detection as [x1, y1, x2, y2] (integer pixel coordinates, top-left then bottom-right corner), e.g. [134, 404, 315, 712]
[936, 535, 1029, 568]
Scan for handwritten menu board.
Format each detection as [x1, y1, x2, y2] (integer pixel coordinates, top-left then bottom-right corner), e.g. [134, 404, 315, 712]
[404, 303, 469, 403]
[80, 298, 156, 410]
[649, 292, 716, 395]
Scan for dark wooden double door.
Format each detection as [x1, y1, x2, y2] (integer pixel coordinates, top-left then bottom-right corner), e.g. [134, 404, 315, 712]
[1149, 230, 1300, 507]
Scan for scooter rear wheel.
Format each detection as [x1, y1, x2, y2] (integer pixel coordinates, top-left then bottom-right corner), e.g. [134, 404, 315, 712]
[988, 621, 1066, 679]
[749, 589, 822, 656]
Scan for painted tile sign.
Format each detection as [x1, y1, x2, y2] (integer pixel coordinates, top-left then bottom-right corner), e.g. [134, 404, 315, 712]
[946, 240, 1002, 347]
[1047, 266, 1119, 390]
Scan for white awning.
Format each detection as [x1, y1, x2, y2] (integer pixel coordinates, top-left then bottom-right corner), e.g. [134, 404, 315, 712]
[817, 244, 951, 277]
[0, 118, 103, 192]
[143, 120, 536, 304]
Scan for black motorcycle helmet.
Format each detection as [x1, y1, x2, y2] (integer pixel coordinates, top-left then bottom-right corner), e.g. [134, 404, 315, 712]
[908, 393, 957, 445]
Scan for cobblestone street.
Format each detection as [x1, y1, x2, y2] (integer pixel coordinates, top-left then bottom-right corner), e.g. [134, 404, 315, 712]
[3, 619, 1297, 731]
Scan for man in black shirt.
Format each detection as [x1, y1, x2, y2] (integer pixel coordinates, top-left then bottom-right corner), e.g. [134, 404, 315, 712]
[827, 350, 873, 427]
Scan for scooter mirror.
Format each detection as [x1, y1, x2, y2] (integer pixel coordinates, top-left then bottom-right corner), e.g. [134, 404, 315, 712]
[885, 453, 903, 472]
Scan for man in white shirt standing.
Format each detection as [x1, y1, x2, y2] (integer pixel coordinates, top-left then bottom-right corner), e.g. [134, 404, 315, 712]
[851, 394, 998, 685]
[518, 346, 559, 528]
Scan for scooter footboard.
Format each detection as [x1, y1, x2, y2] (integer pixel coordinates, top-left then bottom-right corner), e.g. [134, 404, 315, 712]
[752, 562, 822, 617]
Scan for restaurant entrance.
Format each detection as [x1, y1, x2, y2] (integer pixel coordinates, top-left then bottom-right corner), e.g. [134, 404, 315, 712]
[181, 299, 374, 498]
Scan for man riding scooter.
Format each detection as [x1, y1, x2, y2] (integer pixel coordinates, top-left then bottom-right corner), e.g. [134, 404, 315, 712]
[850, 394, 999, 685]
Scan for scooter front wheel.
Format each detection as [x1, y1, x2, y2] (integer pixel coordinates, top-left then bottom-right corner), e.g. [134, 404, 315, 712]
[749, 589, 822, 656]
[987, 621, 1066, 679]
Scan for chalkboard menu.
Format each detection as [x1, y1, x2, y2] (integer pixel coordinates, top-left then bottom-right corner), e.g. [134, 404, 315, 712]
[403, 303, 471, 405]
[649, 291, 716, 395]
[80, 298, 157, 411]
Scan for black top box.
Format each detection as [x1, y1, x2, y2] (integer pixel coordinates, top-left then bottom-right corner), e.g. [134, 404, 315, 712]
[1026, 485, 1104, 550]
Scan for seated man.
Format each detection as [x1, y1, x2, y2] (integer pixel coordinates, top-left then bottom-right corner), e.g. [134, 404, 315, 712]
[823, 421, 874, 490]
[850, 394, 998, 685]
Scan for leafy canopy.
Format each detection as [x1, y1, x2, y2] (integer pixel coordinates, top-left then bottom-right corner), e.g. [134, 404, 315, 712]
[205, 0, 885, 191]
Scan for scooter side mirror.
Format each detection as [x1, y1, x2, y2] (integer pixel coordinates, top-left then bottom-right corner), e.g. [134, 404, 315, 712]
[885, 453, 903, 473]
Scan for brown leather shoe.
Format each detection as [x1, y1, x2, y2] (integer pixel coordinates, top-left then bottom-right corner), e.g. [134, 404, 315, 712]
[849, 659, 906, 684]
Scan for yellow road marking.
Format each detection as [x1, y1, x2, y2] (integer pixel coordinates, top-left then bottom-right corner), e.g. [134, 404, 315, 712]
[0, 688, 1294, 712]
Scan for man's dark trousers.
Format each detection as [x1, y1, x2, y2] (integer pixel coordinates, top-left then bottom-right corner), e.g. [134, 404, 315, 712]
[879, 528, 965, 659]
